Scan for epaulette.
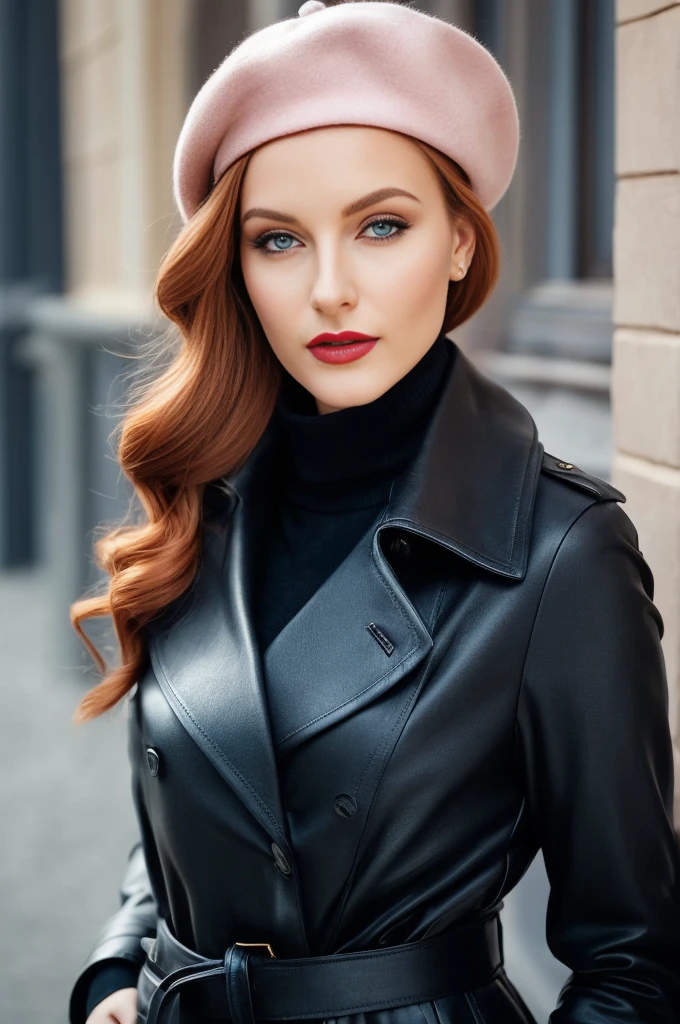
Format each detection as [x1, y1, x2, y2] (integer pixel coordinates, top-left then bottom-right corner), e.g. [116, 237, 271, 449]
[541, 451, 626, 503]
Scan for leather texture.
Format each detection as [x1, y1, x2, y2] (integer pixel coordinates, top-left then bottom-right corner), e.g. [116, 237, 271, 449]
[138, 911, 503, 1024]
[69, 339, 680, 1024]
[224, 944, 256, 1024]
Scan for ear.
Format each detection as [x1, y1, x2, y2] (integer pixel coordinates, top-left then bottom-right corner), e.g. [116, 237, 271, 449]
[449, 217, 477, 282]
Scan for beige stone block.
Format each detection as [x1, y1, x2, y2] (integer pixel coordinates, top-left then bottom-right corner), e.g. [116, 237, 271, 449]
[145, 0, 192, 271]
[89, 41, 123, 158]
[611, 454, 680, 805]
[616, 7, 680, 174]
[613, 176, 680, 331]
[62, 41, 122, 162]
[91, 157, 122, 292]
[617, 0, 680, 23]
[64, 157, 122, 294]
[60, 0, 119, 61]
[612, 329, 680, 466]
[63, 160, 87, 295]
[88, 158, 124, 291]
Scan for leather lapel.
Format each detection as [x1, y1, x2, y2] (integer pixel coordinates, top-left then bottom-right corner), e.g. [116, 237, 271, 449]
[384, 343, 542, 580]
[147, 336, 543, 833]
[261, 340, 542, 752]
[263, 508, 434, 755]
[147, 420, 289, 846]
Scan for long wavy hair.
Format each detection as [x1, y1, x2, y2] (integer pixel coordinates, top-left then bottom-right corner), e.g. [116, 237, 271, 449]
[70, 134, 501, 724]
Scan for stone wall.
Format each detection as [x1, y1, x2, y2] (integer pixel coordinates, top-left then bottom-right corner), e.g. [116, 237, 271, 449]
[612, 0, 680, 826]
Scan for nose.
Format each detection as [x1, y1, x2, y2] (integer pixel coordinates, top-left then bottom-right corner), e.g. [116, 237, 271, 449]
[309, 242, 358, 314]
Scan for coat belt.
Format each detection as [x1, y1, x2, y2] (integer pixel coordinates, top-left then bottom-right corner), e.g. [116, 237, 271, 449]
[140, 909, 504, 1024]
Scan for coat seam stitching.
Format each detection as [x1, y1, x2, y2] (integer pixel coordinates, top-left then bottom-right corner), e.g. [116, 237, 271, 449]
[513, 498, 600, 756]
[466, 991, 487, 1024]
[278, 539, 423, 743]
[352, 664, 424, 800]
[325, 661, 432, 948]
[383, 518, 520, 574]
[277, 636, 419, 742]
[505, 426, 539, 565]
[152, 640, 287, 841]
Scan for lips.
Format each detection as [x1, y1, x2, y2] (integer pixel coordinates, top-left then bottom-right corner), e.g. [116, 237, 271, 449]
[308, 331, 378, 347]
[307, 336, 379, 364]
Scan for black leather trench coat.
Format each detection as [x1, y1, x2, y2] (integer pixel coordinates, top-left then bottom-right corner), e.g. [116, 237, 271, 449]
[69, 341, 680, 1024]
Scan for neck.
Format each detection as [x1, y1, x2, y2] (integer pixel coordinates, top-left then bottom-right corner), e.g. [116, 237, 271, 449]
[273, 332, 455, 512]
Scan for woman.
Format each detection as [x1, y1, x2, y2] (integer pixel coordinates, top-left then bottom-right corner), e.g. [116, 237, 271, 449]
[68, 2, 680, 1023]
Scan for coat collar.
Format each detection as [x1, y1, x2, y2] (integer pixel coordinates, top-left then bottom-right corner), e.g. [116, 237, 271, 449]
[381, 338, 543, 579]
[147, 338, 543, 847]
[212, 336, 543, 580]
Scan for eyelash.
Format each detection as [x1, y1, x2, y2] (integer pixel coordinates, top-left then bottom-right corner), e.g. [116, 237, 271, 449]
[248, 216, 411, 256]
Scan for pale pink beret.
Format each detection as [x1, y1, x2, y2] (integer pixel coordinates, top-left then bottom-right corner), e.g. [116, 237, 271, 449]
[173, 0, 520, 223]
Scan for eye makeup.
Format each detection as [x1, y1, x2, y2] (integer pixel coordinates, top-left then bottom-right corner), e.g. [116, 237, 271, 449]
[248, 216, 412, 255]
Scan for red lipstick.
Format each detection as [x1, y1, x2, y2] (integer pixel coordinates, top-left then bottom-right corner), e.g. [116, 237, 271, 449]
[307, 331, 379, 365]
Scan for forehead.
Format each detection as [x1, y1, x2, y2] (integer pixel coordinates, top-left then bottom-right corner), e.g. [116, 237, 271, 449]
[239, 125, 438, 206]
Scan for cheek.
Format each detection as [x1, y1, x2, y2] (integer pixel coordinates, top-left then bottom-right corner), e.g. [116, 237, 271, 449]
[384, 245, 451, 309]
[362, 235, 451, 319]
[240, 254, 298, 325]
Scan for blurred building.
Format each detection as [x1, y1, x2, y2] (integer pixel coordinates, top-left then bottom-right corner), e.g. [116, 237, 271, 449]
[0, 1, 678, 1020]
[1, 0, 618, 591]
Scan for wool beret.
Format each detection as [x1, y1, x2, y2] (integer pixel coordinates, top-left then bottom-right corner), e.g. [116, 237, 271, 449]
[173, 1, 520, 223]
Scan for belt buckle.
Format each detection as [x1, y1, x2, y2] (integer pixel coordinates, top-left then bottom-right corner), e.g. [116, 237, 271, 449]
[234, 941, 276, 958]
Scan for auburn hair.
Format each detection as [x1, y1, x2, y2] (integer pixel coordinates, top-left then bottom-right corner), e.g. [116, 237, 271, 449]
[70, 135, 501, 724]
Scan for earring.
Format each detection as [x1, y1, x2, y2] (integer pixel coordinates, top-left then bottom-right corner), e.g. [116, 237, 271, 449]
[457, 264, 466, 279]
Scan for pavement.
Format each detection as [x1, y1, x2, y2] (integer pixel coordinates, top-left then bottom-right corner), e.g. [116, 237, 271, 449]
[0, 566, 139, 1023]
[0, 565, 570, 1024]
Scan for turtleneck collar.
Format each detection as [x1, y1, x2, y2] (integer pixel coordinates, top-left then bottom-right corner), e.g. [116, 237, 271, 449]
[273, 331, 456, 511]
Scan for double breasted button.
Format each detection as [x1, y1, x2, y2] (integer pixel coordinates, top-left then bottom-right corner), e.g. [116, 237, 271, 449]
[146, 747, 160, 777]
[334, 794, 358, 818]
[271, 842, 292, 876]
[389, 535, 411, 558]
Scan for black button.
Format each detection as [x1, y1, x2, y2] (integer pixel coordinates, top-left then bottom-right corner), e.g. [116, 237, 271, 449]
[389, 535, 411, 558]
[271, 842, 292, 876]
[334, 794, 357, 818]
[146, 748, 160, 777]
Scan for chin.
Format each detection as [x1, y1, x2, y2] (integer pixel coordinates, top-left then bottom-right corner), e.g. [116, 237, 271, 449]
[308, 374, 391, 411]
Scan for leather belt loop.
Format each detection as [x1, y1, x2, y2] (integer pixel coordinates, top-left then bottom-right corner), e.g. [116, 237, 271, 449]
[146, 961, 225, 1024]
[224, 944, 257, 1024]
[495, 912, 504, 964]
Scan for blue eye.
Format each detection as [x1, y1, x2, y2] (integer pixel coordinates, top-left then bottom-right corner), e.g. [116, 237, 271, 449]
[250, 216, 410, 255]
[250, 232, 298, 254]
[367, 219, 397, 237]
[358, 216, 410, 241]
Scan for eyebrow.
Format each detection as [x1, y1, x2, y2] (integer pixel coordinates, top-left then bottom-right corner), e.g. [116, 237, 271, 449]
[241, 187, 422, 227]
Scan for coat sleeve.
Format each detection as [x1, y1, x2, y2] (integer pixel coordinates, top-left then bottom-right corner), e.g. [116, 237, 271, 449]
[84, 960, 141, 1019]
[68, 839, 158, 1024]
[516, 497, 680, 1022]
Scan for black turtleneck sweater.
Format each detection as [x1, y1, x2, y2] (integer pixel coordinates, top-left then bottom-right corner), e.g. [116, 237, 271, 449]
[83, 333, 454, 1021]
[253, 332, 455, 653]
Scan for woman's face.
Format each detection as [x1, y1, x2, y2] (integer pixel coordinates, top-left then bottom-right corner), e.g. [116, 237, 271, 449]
[238, 125, 476, 414]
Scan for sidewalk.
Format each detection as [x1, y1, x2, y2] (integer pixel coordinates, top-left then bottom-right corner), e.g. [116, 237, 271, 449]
[0, 567, 139, 1024]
